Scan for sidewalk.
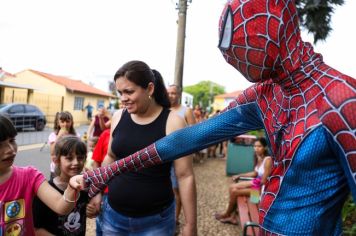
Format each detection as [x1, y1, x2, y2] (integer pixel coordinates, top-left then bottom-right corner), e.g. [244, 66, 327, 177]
[16, 125, 89, 148]
[85, 158, 241, 235]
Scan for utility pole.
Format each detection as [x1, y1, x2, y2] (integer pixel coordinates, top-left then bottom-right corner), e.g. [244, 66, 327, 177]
[174, 0, 189, 93]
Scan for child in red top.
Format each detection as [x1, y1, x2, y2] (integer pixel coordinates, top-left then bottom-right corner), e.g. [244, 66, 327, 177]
[92, 129, 110, 168]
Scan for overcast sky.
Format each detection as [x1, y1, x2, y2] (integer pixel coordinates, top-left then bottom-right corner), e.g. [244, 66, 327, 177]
[1, 0, 355, 93]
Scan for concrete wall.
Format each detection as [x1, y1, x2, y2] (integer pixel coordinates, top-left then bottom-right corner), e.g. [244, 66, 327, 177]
[2, 88, 28, 103]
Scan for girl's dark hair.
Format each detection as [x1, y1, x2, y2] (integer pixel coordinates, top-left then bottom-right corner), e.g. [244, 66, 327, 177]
[253, 137, 269, 167]
[55, 135, 87, 160]
[54, 135, 87, 175]
[0, 114, 17, 142]
[114, 60, 170, 108]
[53, 112, 60, 130]
[55, 111, 76, 135]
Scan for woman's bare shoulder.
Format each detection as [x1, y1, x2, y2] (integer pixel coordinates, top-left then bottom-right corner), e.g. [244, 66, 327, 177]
[166, 111, 186, 134]
[111, 109, 125, 128]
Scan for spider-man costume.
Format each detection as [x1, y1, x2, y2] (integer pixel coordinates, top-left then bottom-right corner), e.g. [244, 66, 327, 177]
[83, 0, 355, 234]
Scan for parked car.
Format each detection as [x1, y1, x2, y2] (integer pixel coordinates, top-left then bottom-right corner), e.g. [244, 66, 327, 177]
[0, 103, 47, 131]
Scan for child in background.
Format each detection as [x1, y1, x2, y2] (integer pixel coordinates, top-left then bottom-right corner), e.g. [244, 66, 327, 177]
[33, 135, 91, 235]
[49, 112, 78, 179]
[84, 136, 99, 171]
[0, 114, 80, 236]
[87, 106, 110, 138]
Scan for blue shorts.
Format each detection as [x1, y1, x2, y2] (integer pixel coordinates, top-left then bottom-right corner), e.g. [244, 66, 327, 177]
[95, 194, 107, 236]
[102, 197, 176, 236]
[170, 165, 178, 189]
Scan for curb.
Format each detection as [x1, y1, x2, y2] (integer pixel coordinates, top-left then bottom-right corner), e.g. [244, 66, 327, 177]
[18, 143, 46, 152]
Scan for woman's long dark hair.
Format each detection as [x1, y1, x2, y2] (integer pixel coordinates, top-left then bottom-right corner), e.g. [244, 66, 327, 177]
[114, 60, 170, 108]
[253, 137, 269, 167]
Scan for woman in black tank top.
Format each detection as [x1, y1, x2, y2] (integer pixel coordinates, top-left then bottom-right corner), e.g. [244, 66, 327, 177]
[87, 61, 197, 236]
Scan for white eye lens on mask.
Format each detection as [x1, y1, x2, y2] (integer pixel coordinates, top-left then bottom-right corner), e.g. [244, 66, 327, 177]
[218, 6, 233, 50]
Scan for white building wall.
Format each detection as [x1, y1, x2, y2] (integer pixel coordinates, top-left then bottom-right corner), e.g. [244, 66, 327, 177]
[181, 91, 193, 108]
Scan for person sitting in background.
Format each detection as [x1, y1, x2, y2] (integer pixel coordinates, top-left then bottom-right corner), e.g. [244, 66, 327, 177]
[215, 137, 272, 225]
[87, 106, 110, 138]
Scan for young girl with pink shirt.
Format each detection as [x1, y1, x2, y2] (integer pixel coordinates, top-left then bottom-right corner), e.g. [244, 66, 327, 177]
[0, 114, 81, 236]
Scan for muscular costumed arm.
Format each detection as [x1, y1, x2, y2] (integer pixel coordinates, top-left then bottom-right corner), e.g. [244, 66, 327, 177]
[83, 102, 264, 197]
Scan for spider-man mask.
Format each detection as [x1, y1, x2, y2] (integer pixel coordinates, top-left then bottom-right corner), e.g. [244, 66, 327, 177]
[218, 0, 303, 83]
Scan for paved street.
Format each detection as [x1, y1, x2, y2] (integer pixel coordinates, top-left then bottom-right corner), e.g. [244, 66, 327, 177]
[15, 146, 52, 178]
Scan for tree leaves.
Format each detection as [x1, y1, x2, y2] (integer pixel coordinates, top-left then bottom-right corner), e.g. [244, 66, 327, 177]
[295, 0, 345, 43]
[184, 81, 225, 110]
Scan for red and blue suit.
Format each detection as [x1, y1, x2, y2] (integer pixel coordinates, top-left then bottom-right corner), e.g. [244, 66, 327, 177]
[83, 0, 355, 234]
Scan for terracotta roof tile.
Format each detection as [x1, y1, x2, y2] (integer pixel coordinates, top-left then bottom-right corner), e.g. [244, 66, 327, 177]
[0, 68, 16, 80]
[28, 69, 115, 98]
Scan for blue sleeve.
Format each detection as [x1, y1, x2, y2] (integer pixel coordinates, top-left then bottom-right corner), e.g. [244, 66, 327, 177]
[326, 130, 356, 200]
[156, 102, 263, 162]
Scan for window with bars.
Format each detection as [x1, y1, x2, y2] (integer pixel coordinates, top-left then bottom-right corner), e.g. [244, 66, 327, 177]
[74, 97, 84, 110]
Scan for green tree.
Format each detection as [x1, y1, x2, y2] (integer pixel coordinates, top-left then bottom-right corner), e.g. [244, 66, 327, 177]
[295, 0, 344, 43]
[184, 81, 225, 111]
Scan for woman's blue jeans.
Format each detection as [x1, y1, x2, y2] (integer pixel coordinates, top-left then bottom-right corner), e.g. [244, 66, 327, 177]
[101, 196, 176, 236]
[95, 194, 107, 236]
